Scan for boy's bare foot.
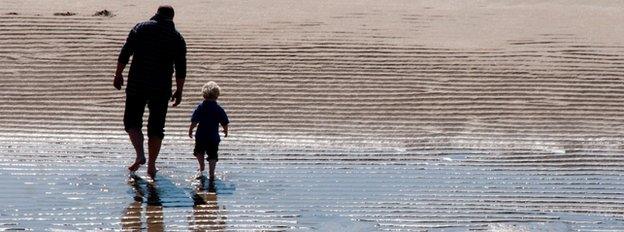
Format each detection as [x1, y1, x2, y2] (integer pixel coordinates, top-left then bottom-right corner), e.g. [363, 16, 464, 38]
[127, 156, 146, 172]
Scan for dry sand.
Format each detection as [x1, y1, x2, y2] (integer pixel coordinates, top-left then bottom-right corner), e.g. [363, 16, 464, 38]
[1, 0, 624, 231]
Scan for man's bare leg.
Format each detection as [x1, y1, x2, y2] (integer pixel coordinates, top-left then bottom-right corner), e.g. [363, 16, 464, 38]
[127, 129, 146, 172]
[147, 137, 162, 179]
[208, 160, 217, 181]
[195, 153, 205, 172]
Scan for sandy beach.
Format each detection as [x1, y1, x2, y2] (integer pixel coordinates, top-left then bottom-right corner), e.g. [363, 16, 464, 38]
[1, 0, 624, 231]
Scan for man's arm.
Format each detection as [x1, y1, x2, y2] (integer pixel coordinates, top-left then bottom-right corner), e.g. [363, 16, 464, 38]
[114, 28, 137, 90]
[171, 77, 185, 106]
[113, 63, 126, 90]
[171, 36, 187, 106]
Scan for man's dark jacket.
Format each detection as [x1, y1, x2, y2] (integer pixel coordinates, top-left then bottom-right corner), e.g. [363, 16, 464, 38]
[118, 16, 186, 97]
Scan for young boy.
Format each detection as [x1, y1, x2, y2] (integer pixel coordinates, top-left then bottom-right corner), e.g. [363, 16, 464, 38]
[188, 81, 229, 181]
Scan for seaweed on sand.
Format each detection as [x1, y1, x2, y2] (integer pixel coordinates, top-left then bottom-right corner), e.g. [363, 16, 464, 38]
[93, 10, 114, 17]
[54, 12, 76, 16]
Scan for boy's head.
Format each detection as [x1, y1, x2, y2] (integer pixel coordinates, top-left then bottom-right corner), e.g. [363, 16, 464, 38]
[202, 81, 220, 100]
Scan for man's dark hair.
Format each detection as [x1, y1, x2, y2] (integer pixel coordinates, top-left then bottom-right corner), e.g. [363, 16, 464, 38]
[156, 5, 174, 20]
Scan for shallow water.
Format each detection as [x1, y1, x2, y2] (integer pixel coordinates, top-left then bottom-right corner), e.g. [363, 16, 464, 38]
[2, 1, 624, 231]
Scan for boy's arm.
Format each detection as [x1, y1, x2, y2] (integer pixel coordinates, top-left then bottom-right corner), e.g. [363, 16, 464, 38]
[188, 122, 198, 138]
[220, 107, 229, 138]
[221, 123, 228, 138]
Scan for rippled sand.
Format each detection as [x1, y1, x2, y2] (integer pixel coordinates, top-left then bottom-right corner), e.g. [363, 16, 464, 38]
[2, 0, 624, 231]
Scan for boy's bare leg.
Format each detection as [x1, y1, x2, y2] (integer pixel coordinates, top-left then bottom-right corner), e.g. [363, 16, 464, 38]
[147, 137, 162, 178]
[208, 160, 217, 181]
[127, 129, 145, 172]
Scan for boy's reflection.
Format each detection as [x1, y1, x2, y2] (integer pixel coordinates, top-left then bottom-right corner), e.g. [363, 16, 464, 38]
[189, 177, 226, 231]
[121, 177, 164, 231]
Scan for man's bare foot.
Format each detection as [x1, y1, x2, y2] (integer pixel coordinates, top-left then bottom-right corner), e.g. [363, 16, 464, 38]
[127, 156, 146, 172]
[194, 170, 206, 180]
[207, 180, 216, 193]
[147, 166, 158, 179]
[127, 171, 138, 184]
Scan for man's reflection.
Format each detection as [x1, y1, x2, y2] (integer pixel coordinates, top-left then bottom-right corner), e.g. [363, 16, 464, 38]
[121, 177, 164, 231]
[120, 201, 141, 231]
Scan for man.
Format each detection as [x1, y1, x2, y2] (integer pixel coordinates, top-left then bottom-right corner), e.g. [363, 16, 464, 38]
[114, 5, 186, 179]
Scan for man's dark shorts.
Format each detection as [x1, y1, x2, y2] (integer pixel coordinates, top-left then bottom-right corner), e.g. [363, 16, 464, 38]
[194, 141, 219, 161]
[123, 93, 169, 139]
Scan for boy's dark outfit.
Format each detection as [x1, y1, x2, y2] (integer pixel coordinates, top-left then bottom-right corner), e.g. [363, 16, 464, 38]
[118, 15, 187, 139]
[191, 100, 229, 160]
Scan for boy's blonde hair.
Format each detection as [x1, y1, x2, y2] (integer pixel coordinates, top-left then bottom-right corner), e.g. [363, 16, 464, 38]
[202, 81, 220, 100]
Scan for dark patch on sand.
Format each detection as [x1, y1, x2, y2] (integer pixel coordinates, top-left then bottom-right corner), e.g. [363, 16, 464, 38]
[94, 10, 114, 17]
[54, 12, 76, 16]
[6, 12, 18, 15]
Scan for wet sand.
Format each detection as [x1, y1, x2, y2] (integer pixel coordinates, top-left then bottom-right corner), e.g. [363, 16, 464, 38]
[2, 0, 624, 231]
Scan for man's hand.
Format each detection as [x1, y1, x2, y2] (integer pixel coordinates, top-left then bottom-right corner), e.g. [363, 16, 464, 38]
[188, 129, 193, 139]
[113, 74, 123, 90]
[223, 129, 228, 138]
[114, 63, 126, 90]
[171, 89, 182, 107]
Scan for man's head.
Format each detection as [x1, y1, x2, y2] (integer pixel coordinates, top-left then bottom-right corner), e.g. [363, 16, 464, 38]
[155, 5, 174, 20]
